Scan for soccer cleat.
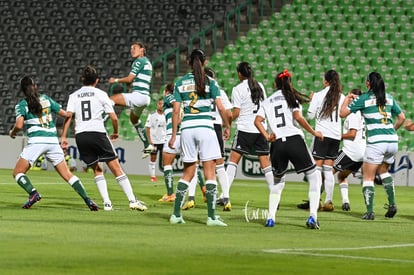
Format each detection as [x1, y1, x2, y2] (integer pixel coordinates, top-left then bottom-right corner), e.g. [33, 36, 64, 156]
[362, 212, 375, 220]
[150, 176, 157, 182]
[384, 204, 397, 218]
[129, 200, 147, 211]
[223, 202, 232, 211]
[158, 193, 176, 202]
[182, 200, 195, 210]
[322, 201, 334, 212]
[85, 198, 99, 211]
[142, 144, 154, 159]
[22, 191, 42, 209]
[207, 217, 227, 226]
[306, 216, 320, 229]
[103, 202, 113, 211]
[216, 197, 225, 206]
[170, 214, 185, 224]
[297, 200, 310, 209]
[297, 200, 323, 211]
[342, 202, 351, 211]
[265, 218, 275, 227]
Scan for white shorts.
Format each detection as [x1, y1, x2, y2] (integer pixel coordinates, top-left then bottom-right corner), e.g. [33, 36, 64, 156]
[364, 142, 398, 165]
[164, 134, 182, 155]
[20, 143, 65, 167]
[122, 92, 150, 117]
[180, 127, 221, 163]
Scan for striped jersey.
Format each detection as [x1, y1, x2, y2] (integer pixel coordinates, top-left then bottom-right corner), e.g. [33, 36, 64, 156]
[163, 93, 180, 135]
[130, 56, 153, 96]
[347, 90, 402, 144]
[15, 94, 61, 144]
[173, 73, 220, 131]
[257, 90, 305, 140]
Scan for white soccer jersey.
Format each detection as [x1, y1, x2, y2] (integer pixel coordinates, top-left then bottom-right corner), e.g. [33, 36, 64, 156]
[66, 86, 114, 134]
[232, 79, 267, 133]
[212, 88, 232, 125]
[307, 86, 345, 140]
[257, 90, 304, 140]
[145, 111, 167, 144]
[342, 111, 366, 162]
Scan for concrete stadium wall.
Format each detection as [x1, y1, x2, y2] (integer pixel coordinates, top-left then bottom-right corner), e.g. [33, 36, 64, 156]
[1, 135, 413, 186]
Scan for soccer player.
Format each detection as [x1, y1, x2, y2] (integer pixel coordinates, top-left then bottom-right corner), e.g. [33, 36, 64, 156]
[308, 70, 345, 211]
[9, 76, 99, 210]
[225, 62, 273, 211]
[168, 49, 231, 226]
[254, 69, 323, 229]
[108, 41, 154, 158]
[61, 65, 147, 211]
[332, 88, 366, 211]
[145, 97, 167, 181]
[340, 72, 405, 220]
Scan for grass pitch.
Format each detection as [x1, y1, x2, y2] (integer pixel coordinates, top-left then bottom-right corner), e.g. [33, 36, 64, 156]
[0, 169, 413, 274]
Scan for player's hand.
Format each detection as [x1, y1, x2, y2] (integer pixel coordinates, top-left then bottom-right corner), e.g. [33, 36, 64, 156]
[315, 131, 324, 141]
[9, 129, 16, 139]
[61, 139, 68, 150]
[223, 127, 230, 141]
[110, 133, 119, 141]
[267, 133, 276, 142]
[168, 136, 176, 149]
[404, 119, 413, 131]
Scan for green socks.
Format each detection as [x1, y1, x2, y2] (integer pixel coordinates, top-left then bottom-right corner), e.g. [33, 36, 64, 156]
[16, 174, 35, 194]
[164, 168, 174, 196]
[173, 181, 188, 217]
[134, 121, 149, 148]
[205, 182, 217, 219]
[362, 186, 375, 213]
[382, 175, 396, 205]
[69, 179, 89, 200]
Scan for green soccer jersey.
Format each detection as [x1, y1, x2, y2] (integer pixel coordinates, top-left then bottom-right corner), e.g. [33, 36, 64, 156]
[15, 94, 61, 144]
[173, 73, 220, 131]
[130, 56, 153, 96]
[163, 93, 181, 135]
[348, 90, 402, 144]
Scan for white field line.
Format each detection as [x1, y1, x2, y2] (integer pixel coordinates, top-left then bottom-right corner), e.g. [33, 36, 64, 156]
[263, 243, 414, 263]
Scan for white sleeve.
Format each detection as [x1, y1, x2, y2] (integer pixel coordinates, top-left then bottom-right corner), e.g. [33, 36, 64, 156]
[145, 114, 152, 128]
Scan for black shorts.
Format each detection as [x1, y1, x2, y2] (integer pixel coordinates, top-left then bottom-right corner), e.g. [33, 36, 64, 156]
[333, 150, 363, 173]
[75, 132, 118, 166]
[270, 135, 315, 176]
[231, 130, 269, 156]
[311, 136, 340, 160]
[150, 143, 164, 157]
[214, 123, 224, 157]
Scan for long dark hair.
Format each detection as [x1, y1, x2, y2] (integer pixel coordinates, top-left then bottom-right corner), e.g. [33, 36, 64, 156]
[275, 69, 310, 109]
[367, 72, 386, 107]
[82, 65, 98, 85]
[20, 76, 42, 116]
[319, 69, 342, 119]
[189, 49, 207, 97]
[237, 62, 264, 105]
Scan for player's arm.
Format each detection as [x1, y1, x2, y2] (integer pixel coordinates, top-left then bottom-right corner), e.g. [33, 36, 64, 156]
[404, 119, 414, 131]
[342, 129, 357, 140]
[109, 73, 135, 85]
[215, 97, 231, 140]
[108, 112, 119, 141]
[9, 116, 24, 139]
[60, 111, 73, 150]
[294, 110, 323, 141]
[254, 115, 275, 142]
